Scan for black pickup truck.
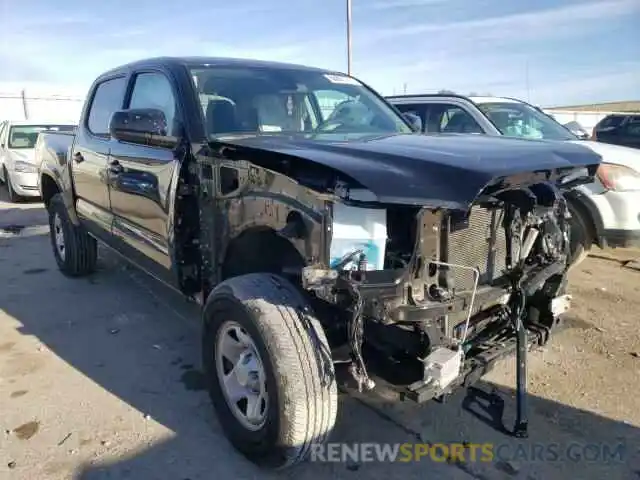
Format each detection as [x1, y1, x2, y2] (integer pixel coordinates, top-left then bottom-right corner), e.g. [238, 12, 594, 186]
[37, 56, 601, 469]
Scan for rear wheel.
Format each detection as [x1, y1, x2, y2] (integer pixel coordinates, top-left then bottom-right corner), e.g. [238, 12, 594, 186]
[567, 201, 593, 269]
[202, 273, 337, 469]
[47, 193, 97, 277]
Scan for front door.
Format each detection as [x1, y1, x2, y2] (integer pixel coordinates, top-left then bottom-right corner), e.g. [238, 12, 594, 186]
[72, 75, 127, 240]
[108, 70, 182, 280]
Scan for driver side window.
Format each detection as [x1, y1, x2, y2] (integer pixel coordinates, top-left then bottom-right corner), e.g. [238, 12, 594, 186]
[128, 72, 177, 136]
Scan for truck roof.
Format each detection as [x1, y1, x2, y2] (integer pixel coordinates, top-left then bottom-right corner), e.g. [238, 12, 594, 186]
[100, 56, 343, 78]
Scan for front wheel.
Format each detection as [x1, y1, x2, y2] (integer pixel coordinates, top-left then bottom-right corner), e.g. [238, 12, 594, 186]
[566, 201, 593, 269]
[47, 193, 98, 277]
[3, 167, 22, 203]
[202, 273, 338, 469]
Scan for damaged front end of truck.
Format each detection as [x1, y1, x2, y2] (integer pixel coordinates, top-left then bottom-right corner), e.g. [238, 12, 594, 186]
[301, 162, 600, 438]
[202, 134, 601, 438]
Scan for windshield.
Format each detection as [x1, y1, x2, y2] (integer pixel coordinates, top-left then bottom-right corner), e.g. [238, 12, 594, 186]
[190, 66, 412, 137]
[476, 102, 577, 141]
[8, 124, 75, 149]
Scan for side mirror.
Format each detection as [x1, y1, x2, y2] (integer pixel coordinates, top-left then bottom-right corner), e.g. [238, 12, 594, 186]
[109, 108, 177, 148]
[402, 112, 423, 133]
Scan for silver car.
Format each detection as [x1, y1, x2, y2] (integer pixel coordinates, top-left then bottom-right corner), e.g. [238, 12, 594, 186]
[0, 120, 76, 202]
[388, 94, 640, 266]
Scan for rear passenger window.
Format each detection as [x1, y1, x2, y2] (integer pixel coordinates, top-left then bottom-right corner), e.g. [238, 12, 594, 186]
[87, 77, 127, 136]
[596, 115, 625, 129]
[393, 104, 426, 131]
[128, 72, 178, 135]
[440, 107, 483, 134]
[624, 116, 640, 135]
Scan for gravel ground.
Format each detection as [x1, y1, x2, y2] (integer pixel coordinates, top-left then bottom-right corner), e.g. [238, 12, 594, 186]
[1, 191, 639, 480]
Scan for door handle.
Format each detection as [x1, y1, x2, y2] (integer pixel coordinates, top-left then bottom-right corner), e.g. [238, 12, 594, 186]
[108, 160, 123, 174]
[73, 152, 84, 163]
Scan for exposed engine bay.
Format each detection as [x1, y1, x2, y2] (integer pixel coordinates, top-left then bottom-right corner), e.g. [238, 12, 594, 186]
[302, 180, 574, 438]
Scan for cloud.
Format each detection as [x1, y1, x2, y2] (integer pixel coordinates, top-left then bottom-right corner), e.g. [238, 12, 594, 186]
[7, 13, 93, 29]
[1, 0, 637, 106]
[363, 0, 447, 10]
[362, 0, 640, 43]
[347, 0, 640, 104]
[525, 65, 640, 106]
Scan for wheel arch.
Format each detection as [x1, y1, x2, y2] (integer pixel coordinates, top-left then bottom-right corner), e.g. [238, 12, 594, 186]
[40, 172, 80, 225]
[564, 191, 602, 249]
[220, 226, 307, 283]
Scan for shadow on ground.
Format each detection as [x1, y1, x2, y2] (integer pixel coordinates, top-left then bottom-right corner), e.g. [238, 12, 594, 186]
[0, 185, 47, 231]
[0, 227, 638, 479]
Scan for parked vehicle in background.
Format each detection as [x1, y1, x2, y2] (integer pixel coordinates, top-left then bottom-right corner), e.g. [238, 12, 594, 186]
[36, 56, 600, 469]
[0, 120, 76, 202]
[564, 120, 591, 140]
[592, 113, 640, 149]
[388, 94, 640, 264]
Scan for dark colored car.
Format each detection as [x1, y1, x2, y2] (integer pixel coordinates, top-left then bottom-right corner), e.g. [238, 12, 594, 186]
[592, 113, 640, 149]
[37, 56, 600, 469]
[564, 120, 591, 140]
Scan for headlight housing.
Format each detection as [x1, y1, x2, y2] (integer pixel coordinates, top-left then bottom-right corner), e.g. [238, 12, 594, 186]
[14, 160, 38, 174]
[596, 163, 640, 192]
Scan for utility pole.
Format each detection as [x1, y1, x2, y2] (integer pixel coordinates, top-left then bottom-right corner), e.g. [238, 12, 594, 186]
[21, 89, 29, 120]
[346, 0, 352, 75]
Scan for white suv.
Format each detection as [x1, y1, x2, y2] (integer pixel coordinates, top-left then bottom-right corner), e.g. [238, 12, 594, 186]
[388, 94, 640, 266]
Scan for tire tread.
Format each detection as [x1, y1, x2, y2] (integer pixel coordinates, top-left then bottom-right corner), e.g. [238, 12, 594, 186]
[207, 273, 338, 468]
[48, 193, 97, 277]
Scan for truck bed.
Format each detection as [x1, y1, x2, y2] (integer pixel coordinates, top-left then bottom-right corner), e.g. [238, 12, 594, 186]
[35, 130, 75, 171]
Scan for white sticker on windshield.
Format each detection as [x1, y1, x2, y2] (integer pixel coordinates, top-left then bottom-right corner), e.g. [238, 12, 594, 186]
[324, 74, 361, 85]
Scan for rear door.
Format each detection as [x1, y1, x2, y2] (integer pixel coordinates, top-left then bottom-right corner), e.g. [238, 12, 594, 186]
[107, 69, 182, 277]
[72, 75, 128, 240]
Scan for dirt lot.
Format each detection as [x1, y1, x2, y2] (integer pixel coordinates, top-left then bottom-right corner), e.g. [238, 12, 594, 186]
[1, 191, 639, 480]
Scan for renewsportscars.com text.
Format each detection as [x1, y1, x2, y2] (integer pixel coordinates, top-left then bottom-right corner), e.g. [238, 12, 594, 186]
[310, 442, 627, 464]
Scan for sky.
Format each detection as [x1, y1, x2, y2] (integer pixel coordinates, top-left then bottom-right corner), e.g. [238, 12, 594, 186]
[0, 0, 639, 107]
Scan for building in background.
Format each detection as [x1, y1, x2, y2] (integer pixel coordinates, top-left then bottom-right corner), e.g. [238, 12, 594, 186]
[544, 100, 640, 131]
[0, 83, 86, 124]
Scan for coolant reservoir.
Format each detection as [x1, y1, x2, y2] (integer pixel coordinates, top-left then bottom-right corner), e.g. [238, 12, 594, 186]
[329, 190, 387, 271]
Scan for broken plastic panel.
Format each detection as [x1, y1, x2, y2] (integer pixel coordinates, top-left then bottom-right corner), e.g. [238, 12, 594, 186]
[329, 190, 387, 271]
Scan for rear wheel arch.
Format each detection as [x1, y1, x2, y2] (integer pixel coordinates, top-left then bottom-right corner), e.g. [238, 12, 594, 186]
[40, 172, 80, 225]
[40, 173, 61, 208]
